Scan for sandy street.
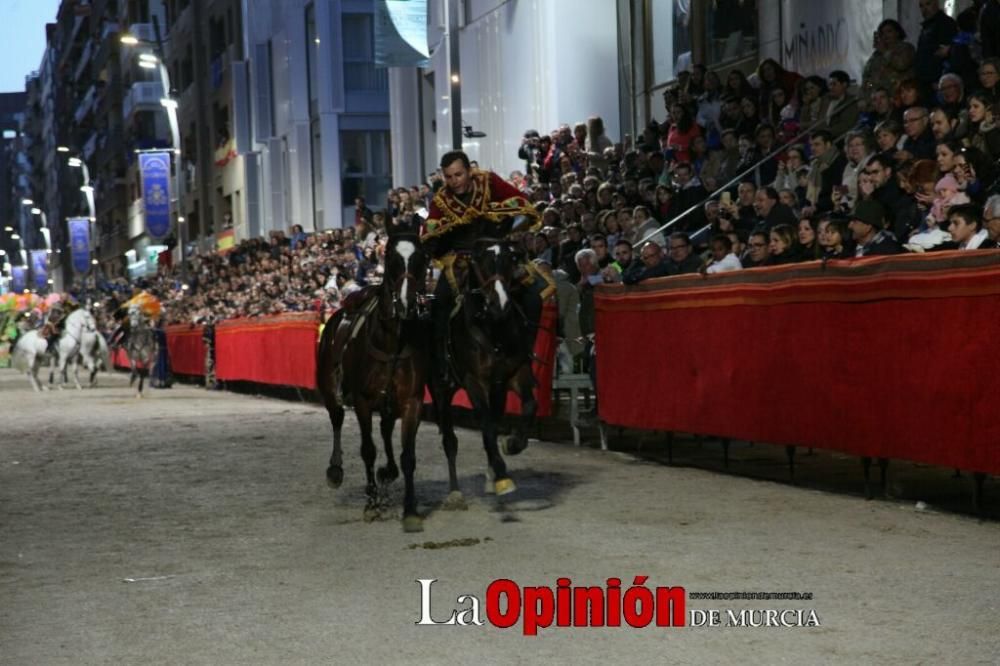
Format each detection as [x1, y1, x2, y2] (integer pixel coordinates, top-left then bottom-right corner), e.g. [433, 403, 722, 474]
[0, 368, 997, 664]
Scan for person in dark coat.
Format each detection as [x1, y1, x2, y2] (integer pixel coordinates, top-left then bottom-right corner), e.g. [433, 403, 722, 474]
[915, 0, 958, 97]
[751, 186, 798, 234]
[861, 153, 922, 241]
[622, 242, 672, 284]
[849, 200, 905, 256]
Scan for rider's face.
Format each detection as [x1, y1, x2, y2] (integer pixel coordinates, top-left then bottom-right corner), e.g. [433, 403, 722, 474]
[442, 159, 471, 195]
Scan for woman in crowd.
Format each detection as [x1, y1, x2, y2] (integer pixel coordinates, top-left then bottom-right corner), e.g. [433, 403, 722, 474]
[861, 19, 915, 107]
[963, 91, 1000, 161]
[665, 103, 702, 163]
[797, 217, 821, 260]
[767, 224, 799, 264]
[819, 219, 852, 259]
[797, 76, 829, 130]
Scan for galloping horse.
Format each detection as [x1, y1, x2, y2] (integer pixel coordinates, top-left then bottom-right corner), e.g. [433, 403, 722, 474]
[11, 329, 51, 392]
[52, 308, 105, 389]
[317, 234, 431, 532]
[428, 238, 539, 503]
[125, 306, 156, 397]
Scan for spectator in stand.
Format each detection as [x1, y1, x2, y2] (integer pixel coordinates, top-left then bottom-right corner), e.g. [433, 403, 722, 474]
[756, 58, 803, 109]
[977, 58, 1000, 97]
[945, 8, 979, 91]
[804, 130, 847, 214]
[653, 184, 673, 221]
[589, 233, 612, 268]
[825, 70, 861, 140]
[915, 0, 958, 97]
[354, 196, 373, 225]
[840, 129, 877, 209]
[798, 76, 830, 131]
[850, 199, 905, 256]
[862, 20, 916, 107]
[585, 116, 614, 173]
[936, 73, 966, 116]
[726, 69, 755, 101]
[980, 194, 1000, 246]
[928, 106, 960, 141]
[947, 204, 996, 249]
[875, 119, 905, 159]
[752, 186, 798, 234]
[953, 146, 997, 204]
[778, 188, 801, 215]
[772, 143, 810, 203]
[964, 91, 1000, 161]
[899, 106, 936, 160]
[737, 96, 762, 138]
[860, 87, 900, 129]
[670, 161, 708, 231]
[751, 124, 780, 187]
[705, 234, 743, 273]
[819, 218, 853, 259]
[664, 232, 703, 274]
[707, 128, 742, 188]
[696, 70, 724, 147]
[982, 0, 1000, 61]
[622, 241, 670, 284]
[518, 129, 543, 177]
[798, 217, 821, 260]
[767, 224, 800, 264]
[935, 139, 961, 176]
[289, 224, 307, 250]
[860, 153, 922, 242]
[742, 231, 772, 267]
[611, 238, 634, 274]
[665, 103, 701, 163]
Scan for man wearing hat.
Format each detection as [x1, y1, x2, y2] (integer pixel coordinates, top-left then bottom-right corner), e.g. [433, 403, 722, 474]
[849, 199, 905, 256]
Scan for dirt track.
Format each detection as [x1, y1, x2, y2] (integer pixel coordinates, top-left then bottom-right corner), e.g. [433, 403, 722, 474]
[1, 369, 997, 664]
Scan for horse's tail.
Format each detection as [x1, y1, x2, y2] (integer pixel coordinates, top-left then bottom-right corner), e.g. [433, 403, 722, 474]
[11, 332, 38, 372]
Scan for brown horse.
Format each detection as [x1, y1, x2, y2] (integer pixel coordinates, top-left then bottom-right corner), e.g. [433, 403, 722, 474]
[316, 234, 430, 532]
[428, 239, 539, 505]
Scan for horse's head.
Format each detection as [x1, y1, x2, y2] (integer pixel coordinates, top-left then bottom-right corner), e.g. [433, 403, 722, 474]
[128, 304, 145, 330]
[383, 234, 428, 320]
[470, 239, 516, 322]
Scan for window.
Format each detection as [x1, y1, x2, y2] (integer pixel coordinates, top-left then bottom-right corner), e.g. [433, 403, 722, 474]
[305, 3, 319, 116]
[340, 130, 391, 217]
[342, 14, 387, 91]
[705, 0, 758, 67]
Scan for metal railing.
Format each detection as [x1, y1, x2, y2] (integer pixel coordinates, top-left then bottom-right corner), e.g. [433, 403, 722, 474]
[634, 96, 861, 250]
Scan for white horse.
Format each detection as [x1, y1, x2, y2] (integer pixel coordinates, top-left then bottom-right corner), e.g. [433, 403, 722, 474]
[52, 309, 104, 390]
[11, 330, 53, 392]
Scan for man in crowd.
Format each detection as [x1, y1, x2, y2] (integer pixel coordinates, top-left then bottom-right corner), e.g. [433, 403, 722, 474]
[982, 195, 1000, 246]
[752, 186, 797, 234]
[805, 130, 846, 213]
[860, 154, 921, 242]
[849, 200, 904, 256]
[622, 241, 670, 284]
[947, 204, 996, 249]
[664, 232, 703, 274]
[742, 231, 771, 267]
[899, 107, 936, 160]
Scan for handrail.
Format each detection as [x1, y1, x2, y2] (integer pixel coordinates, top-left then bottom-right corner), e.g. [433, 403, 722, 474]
[634, 96, 861, 249]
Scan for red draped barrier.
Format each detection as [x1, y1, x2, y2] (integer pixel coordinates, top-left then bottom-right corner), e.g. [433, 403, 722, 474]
[165, 324, 205, 376]
[111, 347, 130, 370]
[595, 251, 1000, 475]
[214, 313, 320, 389]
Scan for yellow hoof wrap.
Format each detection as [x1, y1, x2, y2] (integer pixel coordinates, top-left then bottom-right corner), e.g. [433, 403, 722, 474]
[495, 478, 516, 495]
[402, 516, 424, 533]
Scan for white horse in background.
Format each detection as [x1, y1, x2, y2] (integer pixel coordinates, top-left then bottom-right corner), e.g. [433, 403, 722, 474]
[52, 309, 105, 390]
[11, 329, 52, 392]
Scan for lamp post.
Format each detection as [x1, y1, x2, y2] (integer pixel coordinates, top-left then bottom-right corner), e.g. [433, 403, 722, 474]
[120, 24, 188, 287]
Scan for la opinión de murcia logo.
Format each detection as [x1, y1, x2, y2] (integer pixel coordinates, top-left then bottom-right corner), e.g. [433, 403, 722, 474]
[416, 578, 821, 634]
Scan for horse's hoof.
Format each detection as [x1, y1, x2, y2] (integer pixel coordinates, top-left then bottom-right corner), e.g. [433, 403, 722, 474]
[376, 466, 399, 485]
[363, 506, 381, 523]
[442, 491, 468, 511]
[402, 515, 424, 533]
[495, 478, 517, 496]
[326, 466, 344, 488]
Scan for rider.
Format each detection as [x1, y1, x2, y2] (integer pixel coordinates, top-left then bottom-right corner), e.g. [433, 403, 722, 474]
[419, 150, 544, 384]
[40, 294, 78, 354]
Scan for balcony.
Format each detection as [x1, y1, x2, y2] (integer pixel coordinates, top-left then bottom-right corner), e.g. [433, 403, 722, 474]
[122, 81, 165, 121]
[93, 22, 120, 66]
[74, 85, 97, 124]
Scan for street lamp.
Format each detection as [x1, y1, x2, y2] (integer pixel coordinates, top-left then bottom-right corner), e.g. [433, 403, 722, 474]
[120, 33, 188, 286]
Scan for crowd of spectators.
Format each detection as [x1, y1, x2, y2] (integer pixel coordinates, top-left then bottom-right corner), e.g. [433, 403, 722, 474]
[74, 1, 1000, 343]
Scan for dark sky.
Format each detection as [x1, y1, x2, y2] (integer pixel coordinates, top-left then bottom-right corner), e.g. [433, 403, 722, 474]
[0, 0, 63, 93]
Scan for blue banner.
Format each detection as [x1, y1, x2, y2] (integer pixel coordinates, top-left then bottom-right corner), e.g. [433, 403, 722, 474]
[68, 217, 91, 274]
[139, 151, 171, 239]
[11, 266, 26, 292]
[375, 0, 429, 67]
[30, 250, 47, 291]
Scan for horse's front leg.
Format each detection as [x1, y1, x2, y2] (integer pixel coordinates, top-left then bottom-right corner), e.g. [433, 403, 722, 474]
[502, 362, 536, 456]
[377, 408, 399, 486]
[356, 400, 380, 520]
[430, 377, 465, 509]
[469, 380, 515, 496]
[399, 397, 423, 532]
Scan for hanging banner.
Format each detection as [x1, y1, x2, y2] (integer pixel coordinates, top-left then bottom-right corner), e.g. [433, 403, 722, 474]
[374, 0, 430, 67]
[779, 0, 882, 83]
[30, 250, 47, 291]
[68, 217, 91, 274]
[11, 266, 26, 292]
[139, 151, 172, 240]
